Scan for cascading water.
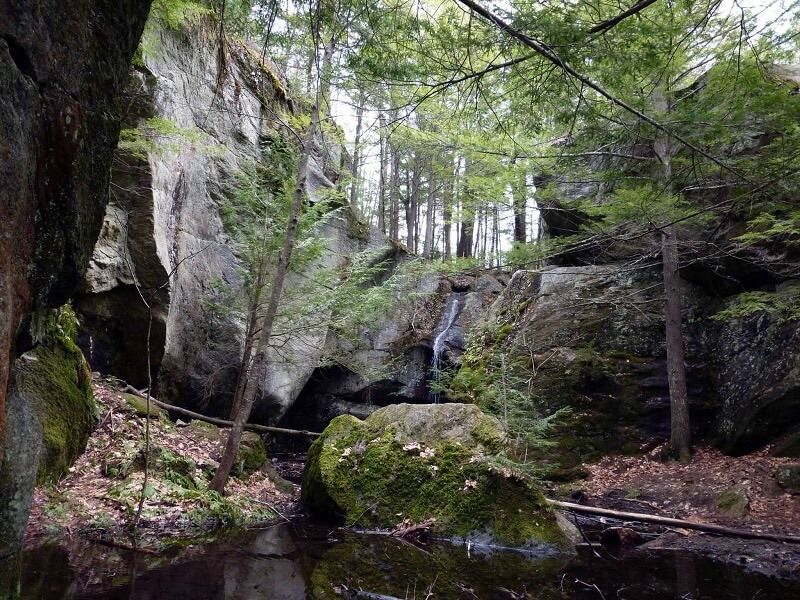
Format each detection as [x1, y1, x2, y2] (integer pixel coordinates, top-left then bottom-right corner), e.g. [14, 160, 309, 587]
[429, 292, 466, 403]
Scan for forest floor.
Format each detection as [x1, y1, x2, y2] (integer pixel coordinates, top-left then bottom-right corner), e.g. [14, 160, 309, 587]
[24, 377, 299, 551]
[572, 445, 800, 578]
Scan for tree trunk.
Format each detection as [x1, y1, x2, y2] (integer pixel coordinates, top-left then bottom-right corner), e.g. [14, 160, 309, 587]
[511, 158, 527, 243]
[457, 215, 473, 258]
[653, 85, 691, 462]
[490, 204, 500, 266]
[423, 165, 436, 258]
[456, 158, 473, 258]
[481, 204, 488, 261]
[211, 38, 333, 494]
[389, 131, 401, 241]
[443, 176, 452, 260]
[662, 224, 690, 461]
[377, 111, 387, 235]
[403, 168, 413, 249]
[349, 91, 364, 212]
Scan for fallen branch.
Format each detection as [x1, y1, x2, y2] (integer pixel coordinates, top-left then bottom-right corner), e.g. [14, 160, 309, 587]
[546, 499, 800, 544]
[390, 517, 436, 540]
[122, 386, 320, 438]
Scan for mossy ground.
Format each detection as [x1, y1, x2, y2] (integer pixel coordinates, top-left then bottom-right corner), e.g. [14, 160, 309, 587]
[25, 377, 295, 550]
[303, 410, 568, 549]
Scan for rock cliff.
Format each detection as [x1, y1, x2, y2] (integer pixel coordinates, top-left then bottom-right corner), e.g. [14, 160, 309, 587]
[74, 22, 349, 417]
[0, 0, 150, 557]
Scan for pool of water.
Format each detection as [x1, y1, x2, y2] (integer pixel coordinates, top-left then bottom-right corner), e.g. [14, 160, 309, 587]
[4, 522, 799, 599]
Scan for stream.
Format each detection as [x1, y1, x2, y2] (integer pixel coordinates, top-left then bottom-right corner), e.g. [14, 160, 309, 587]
[7, 521, 800, 599]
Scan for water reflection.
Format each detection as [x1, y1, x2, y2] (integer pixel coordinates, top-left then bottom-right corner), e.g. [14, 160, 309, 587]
[2, 523, 798, 599]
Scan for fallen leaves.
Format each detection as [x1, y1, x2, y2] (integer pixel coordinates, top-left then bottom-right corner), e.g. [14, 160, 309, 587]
[580, 445, 799, 535]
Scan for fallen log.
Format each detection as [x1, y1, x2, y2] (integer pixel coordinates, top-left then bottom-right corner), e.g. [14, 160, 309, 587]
[546, 499, 800, 544]
[122, 386, 320, 438]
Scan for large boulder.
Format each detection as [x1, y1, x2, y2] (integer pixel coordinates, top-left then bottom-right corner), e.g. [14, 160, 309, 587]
[712, 286, 800, 454]
[0, 0, 150, 556]
[302, 403, 570, 551]
[0, 312, 97, 556]
[450, 265, 717, 479]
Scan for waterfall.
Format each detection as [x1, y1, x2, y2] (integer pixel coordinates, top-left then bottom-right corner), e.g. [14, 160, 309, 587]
[429, 292, 466, 403]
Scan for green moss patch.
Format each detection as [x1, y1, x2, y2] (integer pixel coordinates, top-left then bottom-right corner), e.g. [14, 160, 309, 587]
[302, 405, 569, 550]
[13, 338, 97, 484]
[123, 393, 167, 418]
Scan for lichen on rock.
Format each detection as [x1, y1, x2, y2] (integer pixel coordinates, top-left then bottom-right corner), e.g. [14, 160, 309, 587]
[302, 403, 570, 551]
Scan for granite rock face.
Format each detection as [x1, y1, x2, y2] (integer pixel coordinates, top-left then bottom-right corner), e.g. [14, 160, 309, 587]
[74, 24, 349, 418]
[0, 0, 150, 557]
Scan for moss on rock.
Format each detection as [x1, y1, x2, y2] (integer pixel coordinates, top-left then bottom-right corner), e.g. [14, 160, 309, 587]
[185, 420, 266, 477]
[12, 337, 97, 484]
[302, 403, 570, 551]
[123, 393, 167, 418]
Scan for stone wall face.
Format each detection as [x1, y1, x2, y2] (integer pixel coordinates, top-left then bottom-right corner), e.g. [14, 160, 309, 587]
[0, 0, 151, 556]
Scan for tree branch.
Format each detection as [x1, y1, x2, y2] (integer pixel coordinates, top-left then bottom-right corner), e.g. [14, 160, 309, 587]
[588, 0, 659, 35]
[454, 0, 749, 184]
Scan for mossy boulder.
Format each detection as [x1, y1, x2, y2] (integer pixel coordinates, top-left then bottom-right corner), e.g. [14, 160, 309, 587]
[185, 420, 266, 477]
[775, 464, 800, 494]
[123, 393, 167, 418]
[12, 339, 97, 484]
[302, 403, 570, 552]
[715, 484, 750, 517]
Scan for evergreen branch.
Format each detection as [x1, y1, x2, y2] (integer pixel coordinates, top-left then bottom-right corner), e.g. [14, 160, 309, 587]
[454, 0, 750, 184]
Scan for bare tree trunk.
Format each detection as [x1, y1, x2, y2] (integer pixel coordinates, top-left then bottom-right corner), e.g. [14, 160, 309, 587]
[473, 205, 483, 259]
[349, 90, 365, 212]
[443, 176, 452, 260]
[403, 168, 413, 249]
[377, 111, 387, 235]
[457, 158, 474, 258]
[481, 205, 488, 261]
[211, 39, 333, 493]
[405, 154, 420, 252]
[511, 158, 527, 243]
[457, 213, 473, 258]
[662, 224, 690, 461]
[389, 130, 401, 241]
[654, 85, 691, 462]
[423, 164, 436, 258]
[490, 204, 500, 266]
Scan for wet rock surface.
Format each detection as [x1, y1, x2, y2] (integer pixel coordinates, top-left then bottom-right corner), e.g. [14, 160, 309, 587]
[5, 522, 800, 599]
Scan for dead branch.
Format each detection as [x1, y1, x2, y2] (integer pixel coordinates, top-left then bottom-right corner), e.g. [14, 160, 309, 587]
[546, 499, 800, 544]
[122, 385, 320, 438]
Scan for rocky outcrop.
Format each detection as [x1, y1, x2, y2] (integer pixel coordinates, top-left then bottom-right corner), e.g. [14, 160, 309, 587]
[302, 402, 570, 551]
[450, 265, 718, 478]
[74, 22, 349, 418]
[76, 25, 281, 410]
[0, 0, 150, 557]
[0, 313, 97, 557]
[713, 286, 800, 454]
[448, 260, 800, 474]
[280, 271, 507, 432]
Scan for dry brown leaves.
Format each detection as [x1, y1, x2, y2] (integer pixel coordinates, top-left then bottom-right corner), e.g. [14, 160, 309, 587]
[24, 377, 297, 547]
[580, 445, 799, 535]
